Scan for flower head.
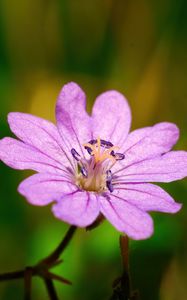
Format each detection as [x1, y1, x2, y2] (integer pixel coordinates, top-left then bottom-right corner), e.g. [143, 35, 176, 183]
[0, 82, 186, 240]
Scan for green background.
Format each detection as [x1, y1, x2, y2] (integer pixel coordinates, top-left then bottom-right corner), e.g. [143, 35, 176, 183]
[0, 0, 187, 299]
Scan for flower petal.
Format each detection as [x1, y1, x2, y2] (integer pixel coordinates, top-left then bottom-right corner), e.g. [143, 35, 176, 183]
[0, 137, 63, 174]
[8, 112, 71, 167]
[113, 183, 182, 213]
[116, 151, 187, 183]
[18, 173, 77, 205]
[91, 90, 131, 147]
[114, 122, 179, 172]
[99, 193, 153, 240]
[56, 82, 91, 156]
[52, 191, 100, 227]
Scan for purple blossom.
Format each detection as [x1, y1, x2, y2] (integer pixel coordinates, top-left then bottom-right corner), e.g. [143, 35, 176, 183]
[0, 82, 186, 240]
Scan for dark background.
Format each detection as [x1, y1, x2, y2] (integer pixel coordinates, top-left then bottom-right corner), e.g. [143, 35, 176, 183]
[0, 1, 187, 299]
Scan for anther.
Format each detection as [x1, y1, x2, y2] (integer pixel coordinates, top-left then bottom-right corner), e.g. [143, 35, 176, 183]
[114, 152, 125, 160]
[71, 148, 81, 161]
[100, 139, 113, 148]
[80, 166, 88, 177]
[87, 139, 97, 145]
[106, 170, 113, 193]
[87, 139, 113, 149]
[84, 146, 93, 155]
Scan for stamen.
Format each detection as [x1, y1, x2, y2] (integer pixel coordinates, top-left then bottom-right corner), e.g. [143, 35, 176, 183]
[72, 138, 124, 193]
[88, 139, 97, 145]
[115, 153, 125, 160]
[111, 152, 125, 160]
[100, 139, 113, 148]
[83, 143, 95, 151]
[87, 139, 114, 148]
[105, 145, 119, 153]
[84, 146, 93, 155]
[83, 137, 119, 165]
[71, 148, 81, 161]
[80, 166, 88, 177]
[106, 170, 113, 193]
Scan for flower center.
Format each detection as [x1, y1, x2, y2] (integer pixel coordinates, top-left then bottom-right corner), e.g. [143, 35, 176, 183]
[71, 138, 125, 193]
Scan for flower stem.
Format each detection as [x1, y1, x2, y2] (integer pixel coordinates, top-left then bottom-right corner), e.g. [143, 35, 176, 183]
[24, 267, 32, 300]
[44, 278, 59, 300]
[0, 270, 25, 281]
[42, 225, 77, 265]
[0, 225, 76, 299]
[110, 235, 139, 300]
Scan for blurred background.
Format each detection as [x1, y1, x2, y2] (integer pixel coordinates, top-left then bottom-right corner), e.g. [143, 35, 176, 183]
[0, 0, 187, 299]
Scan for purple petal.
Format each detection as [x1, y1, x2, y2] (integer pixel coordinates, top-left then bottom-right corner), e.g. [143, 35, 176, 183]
[52, 191, 100, 227]
[116, 151, 187, 183]
[56, 82, 91, 156]
[8, 112, 71, 167]
[114, 122, 179, 172]
[18, 173, 76, 205]
[91, 90, 131, 147]
[113, 183, 182, 213]
[0, 137, 64, 174]
[99, 193, 153, 240]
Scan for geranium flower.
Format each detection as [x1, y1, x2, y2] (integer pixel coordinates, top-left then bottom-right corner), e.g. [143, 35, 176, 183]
[0, 82, 186, 240]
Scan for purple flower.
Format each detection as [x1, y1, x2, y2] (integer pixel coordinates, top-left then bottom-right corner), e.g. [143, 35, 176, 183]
[0, 82, 186, 240]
